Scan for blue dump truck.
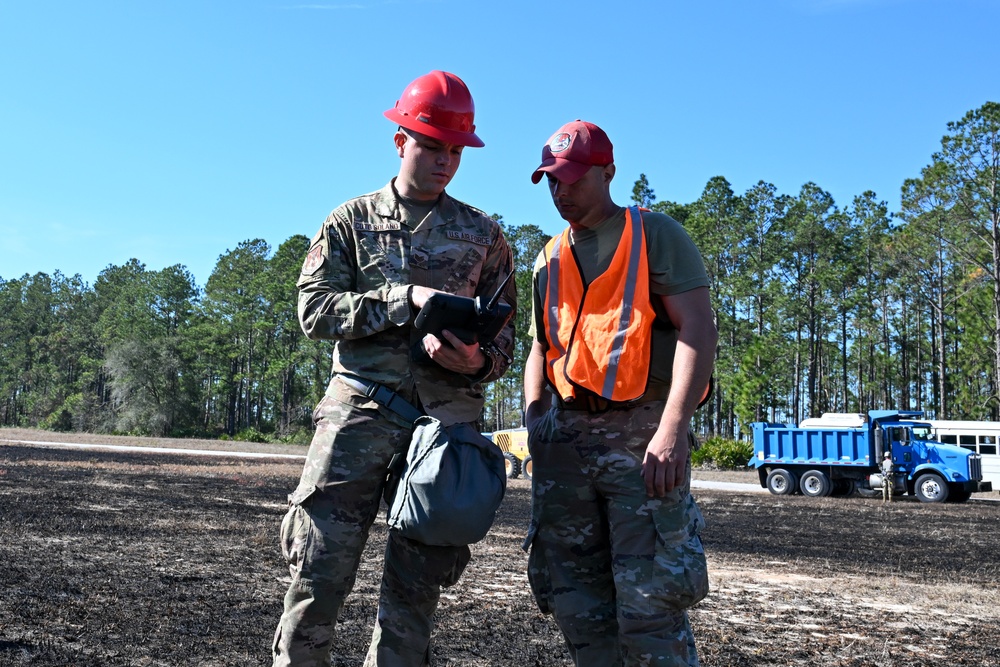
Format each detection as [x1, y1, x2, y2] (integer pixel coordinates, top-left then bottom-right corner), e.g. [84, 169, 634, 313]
[750, 410, 993, 503]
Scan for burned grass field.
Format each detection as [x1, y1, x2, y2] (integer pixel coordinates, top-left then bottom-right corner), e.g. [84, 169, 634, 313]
[2, 437, 999, 666]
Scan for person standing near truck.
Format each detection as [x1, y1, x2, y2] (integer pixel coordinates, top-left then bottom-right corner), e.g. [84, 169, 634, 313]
[271, 70, 516, 667]
[881, 451, 894, 502]
[522, 119, 717, 666]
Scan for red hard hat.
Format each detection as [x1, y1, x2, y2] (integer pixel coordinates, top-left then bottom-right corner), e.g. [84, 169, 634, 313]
[384, 71, 484, 148]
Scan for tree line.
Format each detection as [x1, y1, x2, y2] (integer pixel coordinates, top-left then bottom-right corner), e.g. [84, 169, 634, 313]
[1, 102, 997, 441]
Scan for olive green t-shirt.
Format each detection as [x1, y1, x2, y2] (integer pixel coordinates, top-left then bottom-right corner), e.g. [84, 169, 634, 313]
[530, 207, 710, 392]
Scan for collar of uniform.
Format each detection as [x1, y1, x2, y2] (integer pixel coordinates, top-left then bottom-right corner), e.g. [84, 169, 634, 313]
[375, 180, 461, 229]
[374, 182, 402, 221]
[432, 191, 459, 223]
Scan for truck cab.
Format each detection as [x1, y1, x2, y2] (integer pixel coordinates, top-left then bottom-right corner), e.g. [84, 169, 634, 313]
[884, 418, 989, 502]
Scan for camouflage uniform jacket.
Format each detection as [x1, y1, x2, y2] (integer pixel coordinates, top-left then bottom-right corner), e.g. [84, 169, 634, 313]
[297, 181, 516, 426]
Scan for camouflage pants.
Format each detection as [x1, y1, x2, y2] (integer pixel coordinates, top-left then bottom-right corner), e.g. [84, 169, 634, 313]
[523, 401, 708, 667]
[271, 382, 471, 667]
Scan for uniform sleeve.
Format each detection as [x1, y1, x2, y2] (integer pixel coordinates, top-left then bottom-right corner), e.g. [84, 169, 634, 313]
[472, 224, 517, 383]
[297, 210, 413, 341]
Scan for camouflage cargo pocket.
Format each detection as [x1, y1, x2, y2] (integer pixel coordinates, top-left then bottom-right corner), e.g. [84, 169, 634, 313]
[650, 496, 709, 611]
[280, 485, 319, 577]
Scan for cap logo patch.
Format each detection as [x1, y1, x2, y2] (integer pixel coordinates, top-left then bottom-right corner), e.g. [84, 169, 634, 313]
[549, 132, 572, 153]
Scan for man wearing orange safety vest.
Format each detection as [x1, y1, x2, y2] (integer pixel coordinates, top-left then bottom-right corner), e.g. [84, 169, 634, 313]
[522, 120, 718, 667]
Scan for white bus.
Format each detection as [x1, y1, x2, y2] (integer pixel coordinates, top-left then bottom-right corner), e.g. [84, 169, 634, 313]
[916, 420, 1000, 487]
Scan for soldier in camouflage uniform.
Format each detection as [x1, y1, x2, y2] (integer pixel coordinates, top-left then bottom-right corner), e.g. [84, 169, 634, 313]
[522, 121, 717, 667]
[881, 451, 894, 502]
[271, 71, 516, 667]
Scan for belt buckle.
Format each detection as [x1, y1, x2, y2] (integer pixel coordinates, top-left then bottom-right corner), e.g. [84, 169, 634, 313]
[338, 373, 385, 403]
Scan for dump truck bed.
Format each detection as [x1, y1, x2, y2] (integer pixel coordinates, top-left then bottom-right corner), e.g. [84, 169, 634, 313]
[751, 423, 874, 468]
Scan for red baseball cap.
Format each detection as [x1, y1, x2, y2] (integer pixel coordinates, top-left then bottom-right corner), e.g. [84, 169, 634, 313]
[531, 120, 614, 185]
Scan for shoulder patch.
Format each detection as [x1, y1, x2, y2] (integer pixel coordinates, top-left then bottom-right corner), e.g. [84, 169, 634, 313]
[302, 245, 324, 274]
[446, 230, 492, 246]
[354, 220, 401, 232]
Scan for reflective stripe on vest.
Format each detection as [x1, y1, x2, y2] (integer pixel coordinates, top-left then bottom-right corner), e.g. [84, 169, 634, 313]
[542, 206, 655, 402]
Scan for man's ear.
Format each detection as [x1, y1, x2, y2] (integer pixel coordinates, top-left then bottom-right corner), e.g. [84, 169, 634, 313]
[603, 163, 616, 184]
[393, 129, 407, 157]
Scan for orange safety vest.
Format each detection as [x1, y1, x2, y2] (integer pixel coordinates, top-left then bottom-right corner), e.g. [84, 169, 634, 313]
[542, 206, 655, 402]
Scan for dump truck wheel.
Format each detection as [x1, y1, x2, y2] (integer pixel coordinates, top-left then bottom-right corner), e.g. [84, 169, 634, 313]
[914, 473, 949, 503]
[765, 469, 796, 496]
[522, 455, 532, 480]
[799, 470, 831, 497]
[503, 452, 520, 479]
[830, 479, 855, 497]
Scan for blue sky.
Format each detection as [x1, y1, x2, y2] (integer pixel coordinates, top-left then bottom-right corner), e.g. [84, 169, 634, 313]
[1, 0, 996, 287]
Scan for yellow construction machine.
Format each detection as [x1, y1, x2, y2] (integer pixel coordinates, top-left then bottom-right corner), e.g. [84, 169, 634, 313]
[490, 428, 532, 480]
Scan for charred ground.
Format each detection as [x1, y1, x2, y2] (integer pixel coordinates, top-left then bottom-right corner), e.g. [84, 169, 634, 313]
[1, 433, 999, 666]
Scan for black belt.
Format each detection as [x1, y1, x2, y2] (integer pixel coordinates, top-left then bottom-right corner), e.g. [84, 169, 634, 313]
[556, 387, 669, 413]
[337, 374, 423, 423]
